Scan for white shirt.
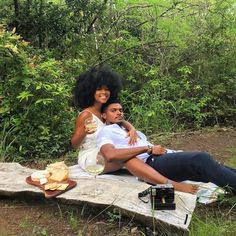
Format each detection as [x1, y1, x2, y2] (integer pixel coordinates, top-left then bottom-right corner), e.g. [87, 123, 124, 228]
[97, 124, 152, 162]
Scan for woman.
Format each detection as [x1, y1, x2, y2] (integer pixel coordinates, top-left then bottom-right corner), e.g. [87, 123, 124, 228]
[71, 67, 137, 172]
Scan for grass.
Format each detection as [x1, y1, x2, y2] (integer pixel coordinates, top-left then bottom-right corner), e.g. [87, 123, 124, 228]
[190, 173, 236, 236]
[190, 200, 236, 236]
[57, 201, 236, 236]
[32, 226, 49, 236]
[225, 147, 236, 168]
[0, 120, 16, 162]
[19, 216, 32, 228]
[189, 146, 236, 236]
[0, 228, 11, 236]
[19, 216, 49, 235]
[190, 215, 236, 235]
[57, 204, 142, 236]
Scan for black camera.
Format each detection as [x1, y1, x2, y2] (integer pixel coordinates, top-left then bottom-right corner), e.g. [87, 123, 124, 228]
[138, 184, 176, 210]
[150, 184, 176, 210]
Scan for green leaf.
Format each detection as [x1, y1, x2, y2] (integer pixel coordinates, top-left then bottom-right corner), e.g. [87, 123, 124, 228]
[16, 91, 34, 101]
[35, 98, 54, 105]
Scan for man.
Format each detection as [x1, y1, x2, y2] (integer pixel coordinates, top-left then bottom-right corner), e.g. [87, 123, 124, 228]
[97, 101, 236, 194]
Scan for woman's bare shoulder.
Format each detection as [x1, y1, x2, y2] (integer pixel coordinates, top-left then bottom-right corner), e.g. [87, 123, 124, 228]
[77, 110, 93, 120]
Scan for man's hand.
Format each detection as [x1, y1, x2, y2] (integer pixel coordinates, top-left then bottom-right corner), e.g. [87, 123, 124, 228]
[151, 145, 166, 155]
[127, 128, 138, 145]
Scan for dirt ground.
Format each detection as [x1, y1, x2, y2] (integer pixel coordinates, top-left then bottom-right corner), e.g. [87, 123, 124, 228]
[0, 127, 236, 236]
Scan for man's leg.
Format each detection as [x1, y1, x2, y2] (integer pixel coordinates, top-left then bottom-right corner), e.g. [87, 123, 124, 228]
[103, 159, 124, 173]
[124, 157, 198, 194]
[146, 152, 236, 192]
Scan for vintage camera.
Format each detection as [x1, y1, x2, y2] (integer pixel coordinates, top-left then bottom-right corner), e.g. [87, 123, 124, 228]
[138, 184, 176, 210]
[150, 184, 176, 210]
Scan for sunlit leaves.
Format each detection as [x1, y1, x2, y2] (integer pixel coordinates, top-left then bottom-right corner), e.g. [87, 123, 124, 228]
[4, 43, 18, 53]
[35, 98, 54, 105]
[17, 91, 34, 101]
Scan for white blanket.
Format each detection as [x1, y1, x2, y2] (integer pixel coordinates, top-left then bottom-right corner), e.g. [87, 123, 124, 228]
[69, 165, 224, 204]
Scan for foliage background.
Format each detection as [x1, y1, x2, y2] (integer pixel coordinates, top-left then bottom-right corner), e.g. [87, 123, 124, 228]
[0, 0, 236, 161]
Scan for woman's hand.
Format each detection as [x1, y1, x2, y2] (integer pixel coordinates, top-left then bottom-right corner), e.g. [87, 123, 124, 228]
[127, 128, 138, 145]
[84, 117, 97, 134]
[71, 111, 94, 149]
[84, 124, 97, 134]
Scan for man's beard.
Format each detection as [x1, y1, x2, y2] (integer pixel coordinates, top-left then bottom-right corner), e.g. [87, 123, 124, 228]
[106, 120, 123, 125]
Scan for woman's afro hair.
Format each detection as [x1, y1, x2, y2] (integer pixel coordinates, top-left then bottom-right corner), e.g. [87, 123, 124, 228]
[72, 67, 122, 109]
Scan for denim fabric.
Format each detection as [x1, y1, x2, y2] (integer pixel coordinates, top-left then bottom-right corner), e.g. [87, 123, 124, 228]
[146, 152, 236, 192]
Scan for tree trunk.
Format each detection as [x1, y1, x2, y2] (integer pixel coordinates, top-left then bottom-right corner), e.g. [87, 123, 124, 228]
[13, 0, 19, 29]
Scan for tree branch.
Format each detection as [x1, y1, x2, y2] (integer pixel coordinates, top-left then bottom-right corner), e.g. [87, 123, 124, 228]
[93, 40, 174, 67]
[159, 1, 183, 17]
[86, 0, 108, 33]
[101, 4, 153, 45]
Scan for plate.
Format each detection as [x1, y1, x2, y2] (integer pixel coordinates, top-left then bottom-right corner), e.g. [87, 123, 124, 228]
[26, 176, 77, 198]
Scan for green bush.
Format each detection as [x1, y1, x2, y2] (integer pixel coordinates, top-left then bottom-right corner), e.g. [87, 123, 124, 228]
[0, 26, 75, 161]
[1, 0, 236, 161]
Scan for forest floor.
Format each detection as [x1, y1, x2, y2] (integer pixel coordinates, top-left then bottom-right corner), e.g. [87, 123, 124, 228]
[0, 127, 236, 236]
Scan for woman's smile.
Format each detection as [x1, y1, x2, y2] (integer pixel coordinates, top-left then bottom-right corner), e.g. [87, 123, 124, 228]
[94, 86, 110, 103]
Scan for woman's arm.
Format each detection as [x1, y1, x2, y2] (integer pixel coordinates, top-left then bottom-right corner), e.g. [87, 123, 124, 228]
[121, 120, 137, 145]
[71, 111, 92, 149]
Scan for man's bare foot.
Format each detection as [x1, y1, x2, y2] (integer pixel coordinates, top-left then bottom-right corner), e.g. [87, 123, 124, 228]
[172, 181, 199, 194]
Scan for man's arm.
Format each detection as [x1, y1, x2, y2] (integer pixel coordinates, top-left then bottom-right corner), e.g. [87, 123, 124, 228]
[100, 143, 166, 162]
[100, 143, 149, 162]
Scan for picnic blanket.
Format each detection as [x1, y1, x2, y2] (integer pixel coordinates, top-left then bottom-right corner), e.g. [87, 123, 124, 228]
[69, 165, 224, 204]
[0, 162, 224, 232]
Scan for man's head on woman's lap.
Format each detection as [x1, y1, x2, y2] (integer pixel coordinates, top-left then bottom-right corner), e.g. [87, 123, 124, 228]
[73, 67, 122, 109]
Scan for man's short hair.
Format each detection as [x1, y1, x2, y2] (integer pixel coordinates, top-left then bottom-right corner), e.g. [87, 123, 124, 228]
[101, 99, 121, 113]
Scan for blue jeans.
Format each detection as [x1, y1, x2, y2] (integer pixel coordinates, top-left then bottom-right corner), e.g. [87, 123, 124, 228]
[146, 152, 236, 193]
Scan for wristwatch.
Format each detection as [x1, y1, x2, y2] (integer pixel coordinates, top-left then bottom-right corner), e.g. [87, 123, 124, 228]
[147, 145, 153, 155]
